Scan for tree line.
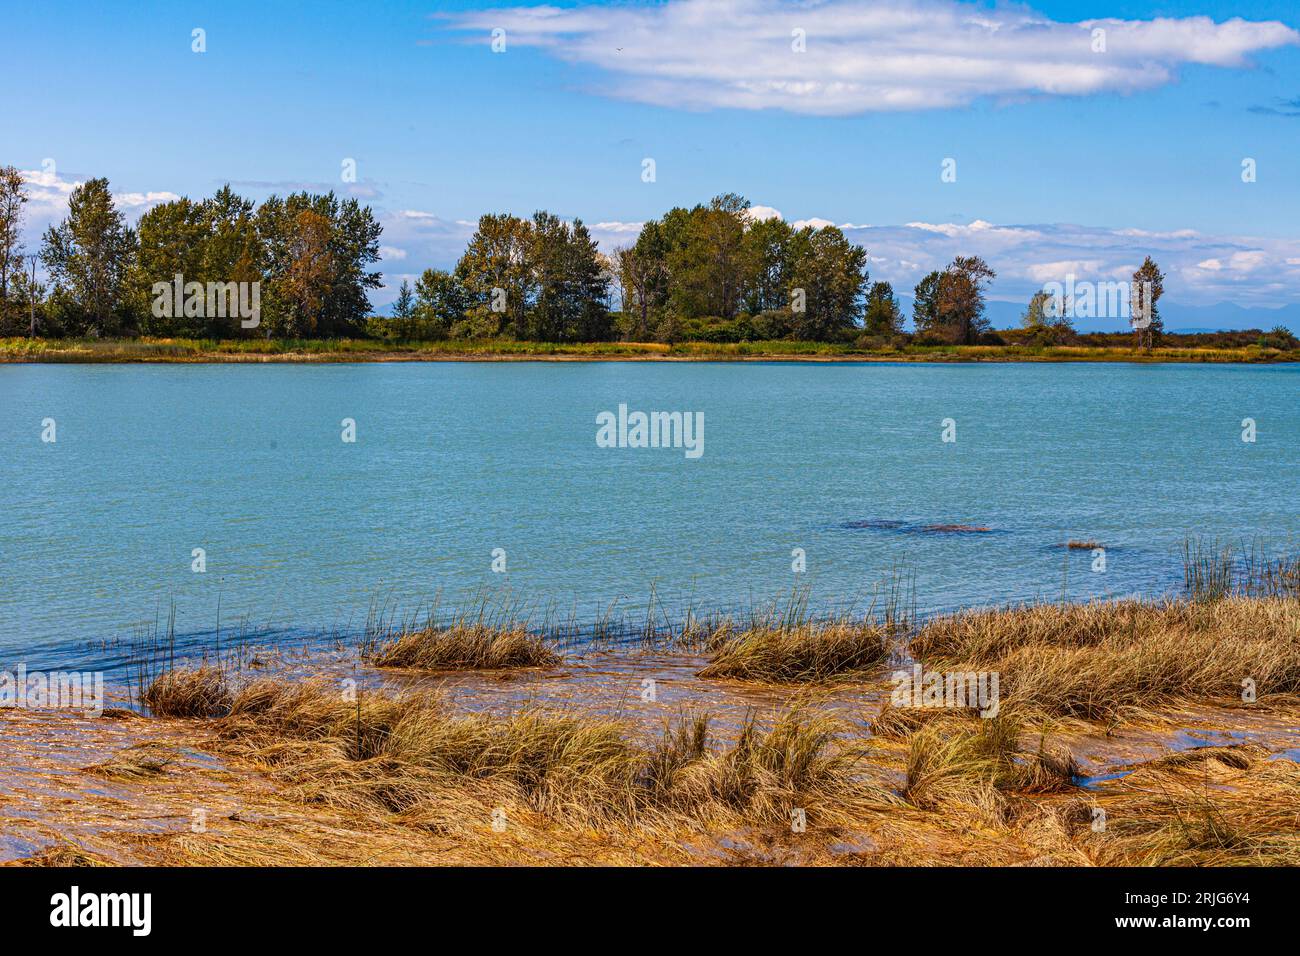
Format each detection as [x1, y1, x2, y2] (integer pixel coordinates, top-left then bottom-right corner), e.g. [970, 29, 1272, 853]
[1, 167, 1175, 347]
[0, 168, 382, 338]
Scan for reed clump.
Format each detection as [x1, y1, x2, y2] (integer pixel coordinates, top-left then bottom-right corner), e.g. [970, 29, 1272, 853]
[902, 711, 1078, 814]
[698, 578, 911, 683]
[364, 622, 560, 671]
[141, 665, 234, 717]
[910, 596, 1300, 722]
[699, 620, 891, 683]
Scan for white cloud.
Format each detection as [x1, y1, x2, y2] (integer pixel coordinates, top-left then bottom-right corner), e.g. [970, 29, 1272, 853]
[115, 190, 183, 209]
[1025, 260, 1103, 282]
[443, 1, 1298, 114]
[590, 220, 645, 234]
[1226, 250, 1268, 271]
[18, 168, 182, 237]
[379, 245, 408, 260]
[833, 219, 1300, 308]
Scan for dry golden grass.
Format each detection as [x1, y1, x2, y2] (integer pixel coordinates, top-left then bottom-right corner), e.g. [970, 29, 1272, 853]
[16, 591, 1298, 868]
[870, 699, 978, 739]
[699, 621, 890, 683]
[142, 665, 233, 717]
[1087, 746, 1300, 866]
[902, 711, 1078, 813]
[910, 596, 1300, 721]
[84, 742, 179, 780]
[5, 843, 115, 867]
[882, 708, 1300, 866]
[364, 623, 560, 671]
[147, 669, 893, 840]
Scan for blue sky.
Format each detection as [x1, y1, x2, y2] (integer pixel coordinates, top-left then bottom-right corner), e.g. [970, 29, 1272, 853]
[3, 0, 1299, 321]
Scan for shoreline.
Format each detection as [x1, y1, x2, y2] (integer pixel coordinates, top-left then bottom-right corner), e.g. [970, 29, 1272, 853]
[5, 591, 1298, 866]
[3, 337, 1299, 365]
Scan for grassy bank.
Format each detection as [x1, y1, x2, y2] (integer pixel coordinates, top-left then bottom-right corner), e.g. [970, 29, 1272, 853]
[7, 587, 1300, 866]
[4, 336, 1298, 364]
[9, 542, 1300, 866]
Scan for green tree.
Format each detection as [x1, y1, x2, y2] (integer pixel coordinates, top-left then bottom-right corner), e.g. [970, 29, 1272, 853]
[786, 225, 868, 340]
[912, 271, 943, 335]
[41, 178, 137, 335]
[742, 216, 794, 315]
[257, 192, 381, 337]
[520, 212, 610, 341]
[414, 268, 467, 338]
[0, 166, 27, 323]
[617, 220, 669, 340]
[130, 185, 263, 336]
[199, 185, 261, 336]
[665, 194, 750, 320]
[130, 197, 207, 335]
[1021, 289, 1074, 344]
[454, 213, 533, 338]
[864, 281, 902, 335]
[1131, 256, 1165, 349]
[558, 217, 613, 341]
[393, 279, 414, 318]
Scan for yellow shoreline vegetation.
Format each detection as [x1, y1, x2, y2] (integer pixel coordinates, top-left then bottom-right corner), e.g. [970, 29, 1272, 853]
[3, 336, 1297, 364]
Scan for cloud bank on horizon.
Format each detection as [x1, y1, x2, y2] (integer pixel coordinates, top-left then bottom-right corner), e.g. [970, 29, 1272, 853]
[444, 0, 1298, 114]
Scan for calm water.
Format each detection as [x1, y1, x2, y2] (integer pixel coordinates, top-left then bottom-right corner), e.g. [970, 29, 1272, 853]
[1, 361, 1296, 671]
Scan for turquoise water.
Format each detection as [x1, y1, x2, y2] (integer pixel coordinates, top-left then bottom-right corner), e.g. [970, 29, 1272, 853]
[1, 361, 1295, 670]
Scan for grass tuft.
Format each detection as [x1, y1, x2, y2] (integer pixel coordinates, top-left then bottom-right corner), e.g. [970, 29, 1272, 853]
[141, 665, 233, 717]
[364, 623, 560, 671]
[909, 596, 1300, 722]
[699, 621, 891, 683]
